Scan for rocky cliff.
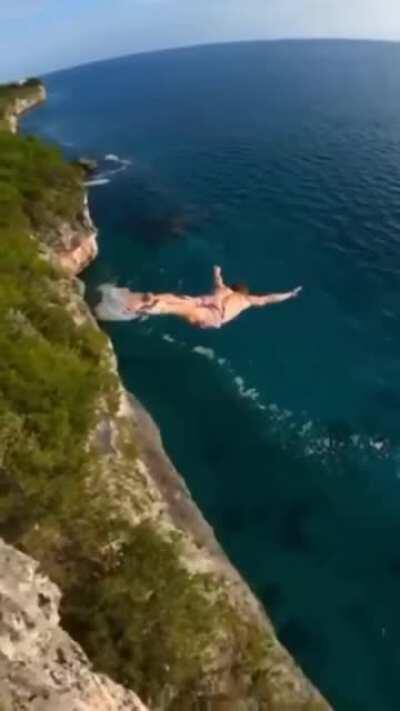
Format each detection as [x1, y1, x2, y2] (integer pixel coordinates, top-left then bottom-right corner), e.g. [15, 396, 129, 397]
[0, 539, 149, 711]
[0, 79, 46, 133]
[0, 81, 332, 710]
[53, 195, 98, 275]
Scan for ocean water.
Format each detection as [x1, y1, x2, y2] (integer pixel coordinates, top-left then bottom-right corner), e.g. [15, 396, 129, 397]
[23, 41, 400, 710]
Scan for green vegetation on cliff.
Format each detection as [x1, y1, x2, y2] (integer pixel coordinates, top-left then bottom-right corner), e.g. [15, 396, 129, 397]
[0, 131, 84, 242]
[0, 153, 114, 536]
[0, 82, 116, 541]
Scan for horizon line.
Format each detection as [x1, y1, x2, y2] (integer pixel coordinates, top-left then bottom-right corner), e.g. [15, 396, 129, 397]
[39, 36, 400, 81]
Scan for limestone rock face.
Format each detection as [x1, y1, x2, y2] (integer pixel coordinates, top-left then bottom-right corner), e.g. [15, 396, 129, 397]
[0, 539, 148, 711]
[7, 85, 46, 133]
[51, 196, 99, 276]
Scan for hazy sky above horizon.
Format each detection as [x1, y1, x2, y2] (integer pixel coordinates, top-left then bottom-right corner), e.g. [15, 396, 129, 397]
[1, 0, 400, 81]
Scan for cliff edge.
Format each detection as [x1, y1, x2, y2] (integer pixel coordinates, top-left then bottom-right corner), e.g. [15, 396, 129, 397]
[0, 81, 332, 710]
[0, 79, 46, 133]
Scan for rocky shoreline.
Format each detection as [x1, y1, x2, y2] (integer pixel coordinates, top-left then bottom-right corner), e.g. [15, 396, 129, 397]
[0, 82, 332, 710]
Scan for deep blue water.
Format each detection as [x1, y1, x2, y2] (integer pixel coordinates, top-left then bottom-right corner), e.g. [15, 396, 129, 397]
[23, 41, 400, 710]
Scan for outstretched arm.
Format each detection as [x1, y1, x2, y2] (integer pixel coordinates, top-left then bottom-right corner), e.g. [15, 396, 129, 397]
[249, 286, 302, 307]
[213, 265, 225, 290]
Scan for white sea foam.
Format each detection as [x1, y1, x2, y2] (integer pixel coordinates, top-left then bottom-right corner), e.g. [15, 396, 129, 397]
[233, 376, 261, 404]
[192, 345, 264, 407]
[369, 439, 384, 451]
[162, 333, 176, 343]
[84, 178, 110, 187]
[168, 337, 393, 465]
[104, 160, 131, 179]
[104, 154, 132, 173]
[299, 420, 313, 436]
[84, 155, 132, 191]
[193, 345, 264, 406]
[263, 398, 392, 462]
[192, 346, 216, 360]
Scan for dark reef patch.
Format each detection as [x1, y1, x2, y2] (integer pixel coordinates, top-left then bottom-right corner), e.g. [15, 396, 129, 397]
[277, 499, 317, 554]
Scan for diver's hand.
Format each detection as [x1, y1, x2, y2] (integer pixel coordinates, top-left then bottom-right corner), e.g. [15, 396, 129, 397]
[291, 286, 303, 298]
[213, 265, 224, 289]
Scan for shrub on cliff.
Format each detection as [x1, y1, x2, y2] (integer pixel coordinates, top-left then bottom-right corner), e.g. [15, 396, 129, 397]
[0, 127, 115, 532]
[0, 132, 83, 240]
[61, 522, 224, 703]
[0, 103, 117, 535]
[0, 226, 115, 530]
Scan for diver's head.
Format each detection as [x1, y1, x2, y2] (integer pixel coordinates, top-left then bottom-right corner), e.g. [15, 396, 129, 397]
[230, 282, 249, 295]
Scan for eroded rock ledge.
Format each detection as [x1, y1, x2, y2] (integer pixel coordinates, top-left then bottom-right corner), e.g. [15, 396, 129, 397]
[54, 195, 99, 275]
[3, 80, 46, 133]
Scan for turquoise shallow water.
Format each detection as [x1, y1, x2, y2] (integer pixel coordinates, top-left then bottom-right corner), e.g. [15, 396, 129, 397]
[23, 41, 400, 709]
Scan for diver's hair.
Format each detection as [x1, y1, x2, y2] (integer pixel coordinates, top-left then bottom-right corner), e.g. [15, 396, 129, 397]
[230, 282, 249, 295]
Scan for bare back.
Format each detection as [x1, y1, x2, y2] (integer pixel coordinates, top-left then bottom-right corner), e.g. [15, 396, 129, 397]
[217, 289, 252, 325]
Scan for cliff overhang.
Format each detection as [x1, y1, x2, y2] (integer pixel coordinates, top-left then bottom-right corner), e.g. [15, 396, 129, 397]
[0, 78, 46, 133]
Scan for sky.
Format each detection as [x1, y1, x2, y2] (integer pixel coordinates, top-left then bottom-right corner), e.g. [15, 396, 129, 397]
[1, 0, 400, 81]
